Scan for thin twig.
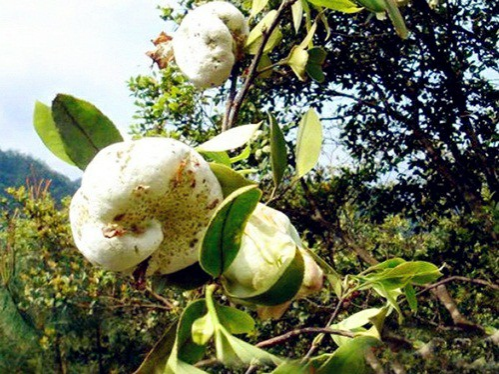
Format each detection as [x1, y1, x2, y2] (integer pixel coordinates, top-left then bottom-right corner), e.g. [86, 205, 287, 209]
[145, 286, 175, 309]
[256, 327, 355, 349]
[302, 297, 346, 362]
[416, 276, 499, 294]
[226, 0, 297, 130]
[221, 62, 241, 132]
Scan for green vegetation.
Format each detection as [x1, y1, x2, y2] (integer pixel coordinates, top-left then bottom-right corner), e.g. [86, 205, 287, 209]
[0, 149, 78, 202]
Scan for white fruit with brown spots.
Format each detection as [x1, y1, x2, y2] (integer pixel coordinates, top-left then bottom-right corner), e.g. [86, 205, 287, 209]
[173, 1, 249, 89]
[70, 137, 223, 274]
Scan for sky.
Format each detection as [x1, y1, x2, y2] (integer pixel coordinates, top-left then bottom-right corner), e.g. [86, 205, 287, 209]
[0, 0, 172, 180]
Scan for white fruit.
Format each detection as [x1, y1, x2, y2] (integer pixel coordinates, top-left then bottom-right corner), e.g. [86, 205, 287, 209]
[223, 204, 323, 307]
[70, 138, 223, 274]
[172, 1, 249, 89]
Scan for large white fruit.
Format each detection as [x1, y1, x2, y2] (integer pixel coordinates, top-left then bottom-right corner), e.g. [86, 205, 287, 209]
[173, 1, 249, 89]
[70, 138, 223, 274]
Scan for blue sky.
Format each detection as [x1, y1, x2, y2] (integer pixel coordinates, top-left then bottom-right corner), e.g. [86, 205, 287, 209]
[0, 0, 172, 179]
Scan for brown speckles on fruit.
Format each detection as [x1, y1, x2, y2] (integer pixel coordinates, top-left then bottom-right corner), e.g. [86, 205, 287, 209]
[70, 138, 223, 274]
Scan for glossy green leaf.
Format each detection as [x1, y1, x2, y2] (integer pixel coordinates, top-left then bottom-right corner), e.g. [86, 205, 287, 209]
[373, 284, 404, 323]
[404, 283, 418, 313]
[246, 11, 282, 55]
[371, 261, 442, 289]
[307, 47, 327, 65]
[133, 321, 178, 374]
[229, 145, 251, 164]
[216, 304, 255, 335]
[202, 285, 281, 367]
[250, 0, 270, 18]
[308, 0, 362, 13]
[305, 63, 325, 83]
[314, 336, 381, 374]
[364, 258, 406, 273]
[197, 124, 260, 152]
[209, 163, 257, 197]
[200, 186, 262, 277]
[269, 113, 288, 188]
[33, 101, 75, 166]
[199, 151, 231, 166]
[355, 0, 386, 13]
[51, 94, 123, 170]
[295, 108, 323, 179]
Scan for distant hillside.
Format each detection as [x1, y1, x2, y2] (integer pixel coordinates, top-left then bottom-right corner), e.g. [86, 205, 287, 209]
[0, 149, 79, 202]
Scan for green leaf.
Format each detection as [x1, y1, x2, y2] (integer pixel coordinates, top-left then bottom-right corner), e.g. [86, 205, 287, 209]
[216, 304, 255, 335]
[370, 261, 442, 289]
[272, 360, 311, 373]
[307, 47, 327, 65]
[314, 336, 381, 374]
[51, 94, 123, 170]
[256, 53, 274, 79]
[217, 328, 282, 366]
[330, 308, 382, 347]
[197, 124, 260, 152]
[202, 285, 281, 367]
[209, 163, 258, 197]
[136, 301, 208, 374]
[200, 186, 262, 277]
[295, 108, 323, 179]
[373, 284, 404, 323]
[229, 146, 251, 164]
[364, 258, 406, 273]
[404, 283, 418, 313]
[199, 151, 231, 166]
[354, 0, 386, 13]
[250, 0, 270, 18]
[291, 0, 304, 33]
[306, 47, 327, 83]
[246, 11, 283, 55]
[191, 313, 215, 346]
[133, 321, 178, 374]
[308, 0, 363, 13]
[269, 113, 288, 188]
[175, 300, 209, 364]
[33, 101, 75, 166]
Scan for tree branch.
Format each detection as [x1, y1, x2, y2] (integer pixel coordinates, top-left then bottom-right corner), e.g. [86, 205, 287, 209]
[225, 0, 297, 130]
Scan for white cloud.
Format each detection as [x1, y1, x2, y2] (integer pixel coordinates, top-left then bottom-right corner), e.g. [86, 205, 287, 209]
[0, 0, 173, 180]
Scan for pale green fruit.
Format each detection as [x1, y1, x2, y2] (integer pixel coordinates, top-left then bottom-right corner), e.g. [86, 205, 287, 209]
[222, 204, 323, 309]
[70, 138, 223, 274]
